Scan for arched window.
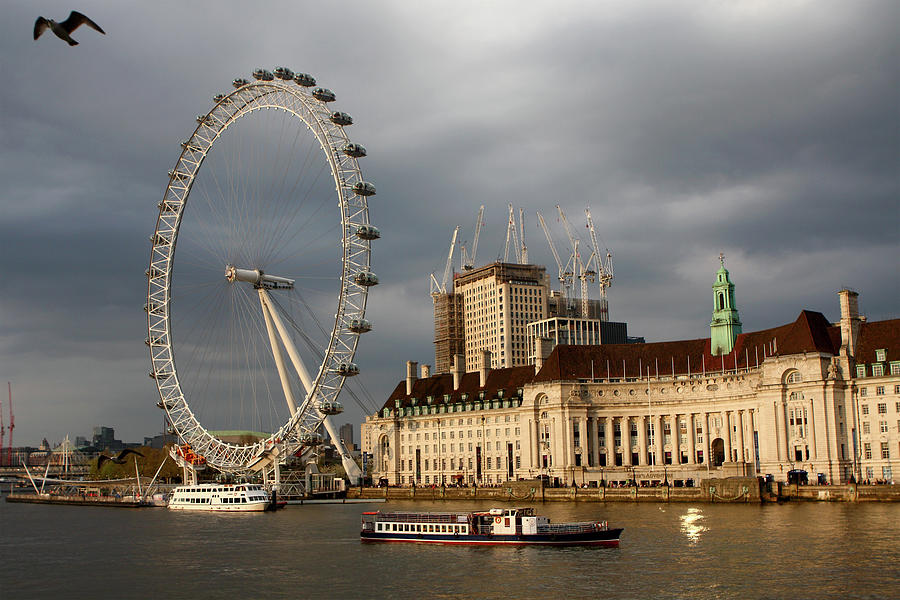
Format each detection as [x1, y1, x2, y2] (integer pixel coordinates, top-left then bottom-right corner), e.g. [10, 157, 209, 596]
[717, 292, 725, 310]
[785, 370, 802, 384]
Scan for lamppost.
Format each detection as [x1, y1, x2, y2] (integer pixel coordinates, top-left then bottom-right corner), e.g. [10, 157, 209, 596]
[630, 465, 636, 488]
[600, 467, 605, 488]
[663, 464, 669, 487]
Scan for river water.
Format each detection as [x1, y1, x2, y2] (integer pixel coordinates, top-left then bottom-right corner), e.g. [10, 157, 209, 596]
[1, 498, 898, 599]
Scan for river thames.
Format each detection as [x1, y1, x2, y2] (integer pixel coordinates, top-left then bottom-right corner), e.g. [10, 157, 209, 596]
[1, 499, 898, 599]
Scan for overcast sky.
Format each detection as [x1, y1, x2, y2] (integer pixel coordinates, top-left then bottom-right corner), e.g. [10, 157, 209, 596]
[2, 1, 897, 447]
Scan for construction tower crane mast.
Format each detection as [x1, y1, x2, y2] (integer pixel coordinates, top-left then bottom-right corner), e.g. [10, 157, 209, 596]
[585, 207, 613, 321]
[5, 382, 12, 466]
[430, 226, 460, 294]
[536, 211, 573, 305]
[518, 207, 528, 264]
[460, 205, 484, 271]
[556, 205, 592, 315]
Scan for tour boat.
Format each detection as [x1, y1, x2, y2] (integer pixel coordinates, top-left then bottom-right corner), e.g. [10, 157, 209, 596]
[360, 507, 622, 546]
[167, 483, 280, 512]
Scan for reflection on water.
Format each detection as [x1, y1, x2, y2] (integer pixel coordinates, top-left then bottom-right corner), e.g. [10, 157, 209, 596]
[679, 507, 707, 543]
[1, 500, 898, 599]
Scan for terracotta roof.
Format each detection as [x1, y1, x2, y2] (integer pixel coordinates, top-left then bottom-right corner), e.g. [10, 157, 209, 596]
[855, 319, 900, 364]
[382, 365, 536, 410]
[533, 310, 842, 382]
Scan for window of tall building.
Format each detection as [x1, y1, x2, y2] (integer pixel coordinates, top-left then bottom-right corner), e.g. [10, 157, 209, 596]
[863, 422, 871, 434]
[876, 386, 885, 396]
[873, 364, 884, 377]
[891, 363, 900, 375]
[864, 443, 872, 460]
[857, 365, 866, 378]
[881, 442, 890, 459]
[880, 421, 888, 433]
[875, 349, 886, 362]
[862, 404, 869, 415]
[878, 403, 887, 414]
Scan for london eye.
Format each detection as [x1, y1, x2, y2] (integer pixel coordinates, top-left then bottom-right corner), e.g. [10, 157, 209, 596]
[146, 68, 378, 482]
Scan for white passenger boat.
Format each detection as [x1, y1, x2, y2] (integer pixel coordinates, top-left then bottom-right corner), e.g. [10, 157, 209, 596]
[167, 483, 279, 512]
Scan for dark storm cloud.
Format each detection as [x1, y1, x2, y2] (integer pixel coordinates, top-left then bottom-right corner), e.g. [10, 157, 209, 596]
[2, 1, 897, 445]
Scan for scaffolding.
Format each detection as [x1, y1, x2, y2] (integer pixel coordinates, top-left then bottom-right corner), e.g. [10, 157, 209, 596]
[432, 292, 464, 374]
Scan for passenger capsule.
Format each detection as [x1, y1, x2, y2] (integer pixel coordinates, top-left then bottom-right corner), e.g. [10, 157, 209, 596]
[252, 68, 274, 81]
[273, 67, 294, 80]
[196, 114, 212, 124]
[355, 224, 381, 240]
[213, 94, 227, 103]
[312, 87, 336, 102]
[166, 425, 177, 435]
[335, 362, 360, 377]
[319, 400, 344, 416]
[156, 399, 175, 410]
[329, 111, 353, 126]
[351, 181, 376, 196]
[232, 78, 249, 88]
[347, 318, 372, 333]
[294, 72, 316, 87]
[342, 143, 367, 158]
[145, 267, 163, 278]
[354, 271, 379, 286]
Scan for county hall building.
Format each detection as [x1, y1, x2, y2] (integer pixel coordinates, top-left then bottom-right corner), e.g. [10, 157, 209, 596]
[362, 264, 899, 487]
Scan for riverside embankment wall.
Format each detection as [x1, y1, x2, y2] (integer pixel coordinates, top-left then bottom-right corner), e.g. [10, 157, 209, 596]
[347, 479, 900, 503]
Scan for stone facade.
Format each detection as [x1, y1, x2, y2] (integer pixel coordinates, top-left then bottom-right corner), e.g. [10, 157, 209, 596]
[364, 290, 898, 486]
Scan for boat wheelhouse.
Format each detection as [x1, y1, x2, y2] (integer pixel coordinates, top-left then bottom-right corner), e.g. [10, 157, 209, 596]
[167, 483, 275, 512]
[360, 507, 622, 546]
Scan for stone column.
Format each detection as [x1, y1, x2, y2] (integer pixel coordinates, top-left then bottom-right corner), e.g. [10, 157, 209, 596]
[671, 414, 681, 465]
[622, 416, 632, 466]
[722, 411, 733, 462]
[532, 418, 540, 468]
[579, 416, 587, 466]
[589, 417, 599, 467]
[604, 416, 615, 466]
[655, 415, 665, 466]
[704, 413, 712, 465]
[807, 403, 817, 460]
[783, 402, 791, 461]
[736, 410, 746, 463]
[637, 415, 648, 466]
[687, 413, 696, 464]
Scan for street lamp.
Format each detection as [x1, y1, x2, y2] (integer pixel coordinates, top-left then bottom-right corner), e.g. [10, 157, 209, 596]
[600, 467, 605, 488]
[630, 465, 636, 487]
[663, 464, 669, 487]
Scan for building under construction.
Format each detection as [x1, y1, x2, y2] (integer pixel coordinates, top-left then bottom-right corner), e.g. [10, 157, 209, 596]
[432, 291, 464, 374]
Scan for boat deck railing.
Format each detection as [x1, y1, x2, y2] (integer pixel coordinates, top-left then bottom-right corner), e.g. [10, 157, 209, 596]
[539, 521, 607, 534]
[362, 512, 467, 524]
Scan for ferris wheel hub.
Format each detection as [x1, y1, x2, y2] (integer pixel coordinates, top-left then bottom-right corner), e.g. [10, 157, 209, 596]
[224, 265, 295, 290]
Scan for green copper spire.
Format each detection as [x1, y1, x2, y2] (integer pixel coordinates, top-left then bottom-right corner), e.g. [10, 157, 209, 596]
[710, 253, 742, 356]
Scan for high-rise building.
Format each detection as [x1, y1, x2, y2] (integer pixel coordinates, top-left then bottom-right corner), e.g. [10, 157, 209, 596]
[453, 262, 551, 371]
[339, 422, 355, 450]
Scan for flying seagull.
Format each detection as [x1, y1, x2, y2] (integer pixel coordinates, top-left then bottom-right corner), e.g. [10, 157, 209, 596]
[97, 448, 143, 468]
[34, 11, 105, 46]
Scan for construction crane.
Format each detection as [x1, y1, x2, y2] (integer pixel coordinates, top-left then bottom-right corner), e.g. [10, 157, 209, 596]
[585, 207, 613, 321]
[536, 211, 573, 308]
[556, 205, 594, 317]
[519, 207, 528, 264]
[5, 382, 12, 466]
[430, 226, 459, 294]
[460, 205, 484, 271]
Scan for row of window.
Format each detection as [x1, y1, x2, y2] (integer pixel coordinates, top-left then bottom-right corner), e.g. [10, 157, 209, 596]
[860, 402, 900, 414]
[859, 386, 900, 397]
[403, 456, 522, 471]
[860, 421, 900, 435]
[375, 522, 467, 534]
[857, 362, 900, 377]
[862, 442, 894, 460]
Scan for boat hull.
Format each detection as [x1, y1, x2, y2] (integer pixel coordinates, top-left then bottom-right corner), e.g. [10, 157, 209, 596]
[360, 528, 623, 546]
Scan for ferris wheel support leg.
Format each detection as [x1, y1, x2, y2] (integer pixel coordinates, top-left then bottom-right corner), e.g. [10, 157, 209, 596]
[258, 289, 299, 416]
[258, 290, 362, 484]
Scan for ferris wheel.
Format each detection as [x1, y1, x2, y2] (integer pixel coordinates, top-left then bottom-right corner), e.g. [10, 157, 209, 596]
[146, 68, 379, 481]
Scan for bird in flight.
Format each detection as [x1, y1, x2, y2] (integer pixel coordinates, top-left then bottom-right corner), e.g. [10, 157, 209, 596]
[34, 11, 105, 46]
[97, 448, 143, 467]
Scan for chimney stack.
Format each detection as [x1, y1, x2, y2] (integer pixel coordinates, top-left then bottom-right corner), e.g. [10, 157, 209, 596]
[479, 350, 492, 387]
[839, 289, 861, 359]
[406, 361, 418, 395]
[421, 364, 431, 379]
[534, 337, 553, 374]
[452, 353, 464, 391]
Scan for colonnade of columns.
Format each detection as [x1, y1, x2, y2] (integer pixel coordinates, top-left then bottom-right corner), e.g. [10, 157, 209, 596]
[558, 408, 756, 471]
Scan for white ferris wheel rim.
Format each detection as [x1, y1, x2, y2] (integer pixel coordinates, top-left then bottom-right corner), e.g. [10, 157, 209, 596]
[146, 71, 375, 474]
